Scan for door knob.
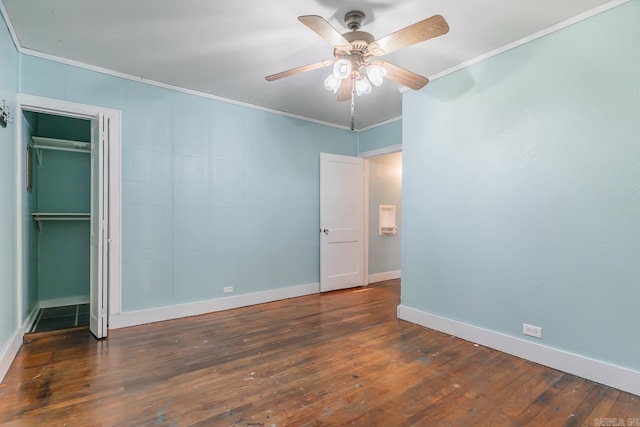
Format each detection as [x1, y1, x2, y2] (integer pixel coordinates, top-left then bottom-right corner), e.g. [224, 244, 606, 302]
[321, 228, 329, 235]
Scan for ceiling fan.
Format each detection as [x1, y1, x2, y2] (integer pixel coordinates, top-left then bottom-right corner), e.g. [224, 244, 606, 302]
[266, 10, 449, 129]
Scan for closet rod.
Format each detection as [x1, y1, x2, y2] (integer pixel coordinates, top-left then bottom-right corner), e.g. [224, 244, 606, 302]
[31, 136, 91, 161]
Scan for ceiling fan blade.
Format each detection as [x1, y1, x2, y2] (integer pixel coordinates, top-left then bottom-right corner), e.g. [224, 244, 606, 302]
[374, 61, 429, 90]
[337, 78, 352, 102]
[265, 60, 334, 81]
[369, 15, 449, 56]
[298, 15, 351, 51]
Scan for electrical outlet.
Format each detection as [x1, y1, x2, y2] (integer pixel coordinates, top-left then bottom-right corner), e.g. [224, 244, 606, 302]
[523, 323, 543, 339]
[223, 286, 234, 294]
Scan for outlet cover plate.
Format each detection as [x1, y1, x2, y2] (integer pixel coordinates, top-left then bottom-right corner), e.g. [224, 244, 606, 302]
[223, 286, 234, 294]
[523, 323, 543, 339]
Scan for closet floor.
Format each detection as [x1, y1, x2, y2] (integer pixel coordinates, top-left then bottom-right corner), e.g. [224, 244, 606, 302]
[30, 303, 89, 333]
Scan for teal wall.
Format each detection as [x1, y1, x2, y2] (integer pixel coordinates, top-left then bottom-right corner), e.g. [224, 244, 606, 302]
[368, 152, 402, 276]
[402, 1, 640, 371]
[0, 12, 18, 361]
[19, 55, 358, 312]
[33, 115, 91, 212]
[33, 112, 91, 142]
[36, 149, 90, 212]
[38, 222, 90, 301]
[28, 113, 91, 302]
[358, 120, 401, 154]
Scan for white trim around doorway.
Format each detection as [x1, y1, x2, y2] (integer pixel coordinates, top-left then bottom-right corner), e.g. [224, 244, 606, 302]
[14, 94, 122, 337]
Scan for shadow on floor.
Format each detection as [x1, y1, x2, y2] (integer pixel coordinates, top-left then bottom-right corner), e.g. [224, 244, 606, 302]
[30, 303, 89, 333]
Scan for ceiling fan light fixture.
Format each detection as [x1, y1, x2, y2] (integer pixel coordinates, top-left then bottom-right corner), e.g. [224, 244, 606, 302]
[267, 12, 449, 129]
[333, 59, 352, 79]
[324, 74, 342, 93]
[355, 77, 372, 96]
[366, 64, 387, 87]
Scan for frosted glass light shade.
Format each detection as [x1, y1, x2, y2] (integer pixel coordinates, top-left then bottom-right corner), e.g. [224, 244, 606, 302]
[366, 64, 387, 86]
[333, 59, 352, 79]
[355, 78, 372, 96]
[324, 74, 341, 93]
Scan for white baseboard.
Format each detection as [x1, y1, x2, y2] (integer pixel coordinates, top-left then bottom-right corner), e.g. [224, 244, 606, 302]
[109, 282, 320, 330]
[0, 303, 40, 383]
[397, 305, 640, 397]
[0, 330, 22, 384]
[368, 270, 401, 284]
[38, 296, 90, 309]
[22, 303, 40, 335]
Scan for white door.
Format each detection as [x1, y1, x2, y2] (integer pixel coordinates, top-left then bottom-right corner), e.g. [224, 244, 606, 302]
[89, 113, 108, 339]
[320, 153, 364, 292]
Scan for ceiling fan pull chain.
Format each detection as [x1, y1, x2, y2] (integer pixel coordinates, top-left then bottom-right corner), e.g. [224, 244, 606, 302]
[350, 78, 356, 131]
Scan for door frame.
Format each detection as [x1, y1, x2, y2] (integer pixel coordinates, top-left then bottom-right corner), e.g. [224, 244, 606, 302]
[359, 143, 403, 287]
[14, 94, 122, 334]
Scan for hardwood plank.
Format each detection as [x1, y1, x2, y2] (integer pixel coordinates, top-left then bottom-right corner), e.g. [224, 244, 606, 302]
[526, 375, 602, 425]
[406, 351, 523, 425]
[581, 386, 622, 426]
[0, 279, 638, 425]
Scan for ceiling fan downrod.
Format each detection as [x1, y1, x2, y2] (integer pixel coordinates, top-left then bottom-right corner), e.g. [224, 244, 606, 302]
[344, 10, 366, 31]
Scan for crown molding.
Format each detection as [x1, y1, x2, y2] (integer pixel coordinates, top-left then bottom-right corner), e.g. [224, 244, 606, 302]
[0, 2, 352, 131]
[426, 0, 630, 83]
[2, 0, 631, 133]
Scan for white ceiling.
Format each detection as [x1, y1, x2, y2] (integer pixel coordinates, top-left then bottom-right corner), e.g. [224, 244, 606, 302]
[1, 0, 623, 130]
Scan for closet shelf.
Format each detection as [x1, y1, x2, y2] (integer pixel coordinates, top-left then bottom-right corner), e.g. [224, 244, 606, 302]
[32, 136, 91, 154]
[32, 212, 91, 232]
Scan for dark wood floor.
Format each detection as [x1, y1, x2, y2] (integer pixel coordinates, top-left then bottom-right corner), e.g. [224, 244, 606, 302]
[1, 279, 638, 426]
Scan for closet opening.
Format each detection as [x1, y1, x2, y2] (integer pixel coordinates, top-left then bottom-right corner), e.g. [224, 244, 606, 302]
[23, 111, 92, 334]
